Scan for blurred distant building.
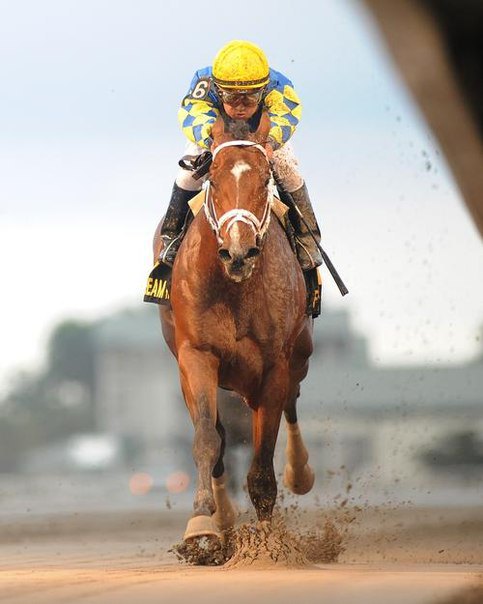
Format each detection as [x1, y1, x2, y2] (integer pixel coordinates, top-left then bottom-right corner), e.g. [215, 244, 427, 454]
[302, 313, 483, 503]
[94, 308, 193, 474]
[93, 306, 483, 504]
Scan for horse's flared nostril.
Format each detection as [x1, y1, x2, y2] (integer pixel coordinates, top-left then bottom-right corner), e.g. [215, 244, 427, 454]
[246, 247, 260, 259]
[218, 249, 232, 263]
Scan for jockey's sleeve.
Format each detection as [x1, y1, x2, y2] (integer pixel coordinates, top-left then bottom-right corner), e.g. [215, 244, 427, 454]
[178, 70, 220, 150]
[264, 80, 302, 150]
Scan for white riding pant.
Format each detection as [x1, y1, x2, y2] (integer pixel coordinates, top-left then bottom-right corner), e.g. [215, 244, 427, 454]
[175, 141, 304, 194]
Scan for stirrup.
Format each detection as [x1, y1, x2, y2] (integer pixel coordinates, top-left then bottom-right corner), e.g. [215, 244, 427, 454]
[295, 236, 322, 271]
[160, 235, 182, 267]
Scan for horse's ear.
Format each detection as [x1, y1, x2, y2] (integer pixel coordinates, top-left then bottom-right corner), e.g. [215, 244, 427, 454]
[254, 111, 271, 144]
[211, 117, 226, 147]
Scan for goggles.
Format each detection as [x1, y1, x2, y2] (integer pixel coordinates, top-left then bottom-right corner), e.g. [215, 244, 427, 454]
[216, 86, 265, 107]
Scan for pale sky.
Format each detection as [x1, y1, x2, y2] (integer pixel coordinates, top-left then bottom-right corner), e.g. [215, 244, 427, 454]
[1, 0, 482, 393]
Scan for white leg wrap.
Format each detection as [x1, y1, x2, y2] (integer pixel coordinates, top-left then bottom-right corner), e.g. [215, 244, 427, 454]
[212, 473, 237, 532]
[284, 421, 315, 495]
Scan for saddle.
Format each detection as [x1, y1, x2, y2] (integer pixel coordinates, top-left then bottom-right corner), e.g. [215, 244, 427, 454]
[143, 189, 322, 318]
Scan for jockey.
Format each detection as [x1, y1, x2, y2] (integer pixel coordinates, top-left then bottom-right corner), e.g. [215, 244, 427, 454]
[160, 39, 323, 271]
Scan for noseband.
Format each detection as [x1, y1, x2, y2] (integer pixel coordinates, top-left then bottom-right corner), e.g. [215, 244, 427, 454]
[204, 141, 273, 247]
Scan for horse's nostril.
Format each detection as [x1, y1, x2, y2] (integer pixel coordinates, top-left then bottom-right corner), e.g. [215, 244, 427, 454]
[231, 256, 244, 270]
[218, 249, 231, 262]
[246, 247, 260, 259]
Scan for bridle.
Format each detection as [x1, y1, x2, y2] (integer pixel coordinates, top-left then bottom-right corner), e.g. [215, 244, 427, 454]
[203, 140, 274, 247]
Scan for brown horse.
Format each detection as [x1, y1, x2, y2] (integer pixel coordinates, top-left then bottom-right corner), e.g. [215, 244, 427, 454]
[154, 114, 314, 547]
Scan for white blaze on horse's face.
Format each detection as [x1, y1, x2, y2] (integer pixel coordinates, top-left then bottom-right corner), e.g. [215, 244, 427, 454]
[230, 221, 241, 250]
[230, 161, 251, 184]
[230, 160, 251, 210]
[229, 160, 251, 249]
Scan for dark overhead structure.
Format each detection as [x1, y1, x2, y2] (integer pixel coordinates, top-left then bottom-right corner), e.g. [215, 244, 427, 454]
[363, 0, 483, 237]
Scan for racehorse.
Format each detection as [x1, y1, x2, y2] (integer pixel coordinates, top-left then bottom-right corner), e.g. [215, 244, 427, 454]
[153, 113, 315, 549]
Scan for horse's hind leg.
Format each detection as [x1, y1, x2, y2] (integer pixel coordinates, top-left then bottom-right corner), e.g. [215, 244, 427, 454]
[178, 346, 221, 542]
[211, 417, 236, 532]
[283, 324, 315, 495]
[283, 389, 315, 495]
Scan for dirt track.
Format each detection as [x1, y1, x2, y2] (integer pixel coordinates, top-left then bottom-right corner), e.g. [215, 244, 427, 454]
[1, 506, 483, 603]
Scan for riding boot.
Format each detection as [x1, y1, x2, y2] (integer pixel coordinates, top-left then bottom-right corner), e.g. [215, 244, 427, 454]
[159, 183, 199, 266]
[289, 183, 323, 271]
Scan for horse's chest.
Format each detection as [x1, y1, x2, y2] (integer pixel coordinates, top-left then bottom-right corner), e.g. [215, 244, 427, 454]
[216, 315, 277, 391]
[209, 306, 277, 358]
[233, 313, 260, 339]
[227, 301, 269, 334]
[207, 304, 278, 341]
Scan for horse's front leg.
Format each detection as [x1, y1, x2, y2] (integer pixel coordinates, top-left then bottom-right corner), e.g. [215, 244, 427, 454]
[247, 362, 287, 521]
[178, 344, 221, 541]
[211, 416, 237, 533]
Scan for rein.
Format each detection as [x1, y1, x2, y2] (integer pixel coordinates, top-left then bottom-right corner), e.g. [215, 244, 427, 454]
[204, 141, 273, 246]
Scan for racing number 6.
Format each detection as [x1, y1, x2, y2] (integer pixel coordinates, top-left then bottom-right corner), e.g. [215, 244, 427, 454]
[192, 79, 209, 99]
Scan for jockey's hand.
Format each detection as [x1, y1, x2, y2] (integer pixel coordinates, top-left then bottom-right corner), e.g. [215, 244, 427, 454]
[264, 143, 274, 160]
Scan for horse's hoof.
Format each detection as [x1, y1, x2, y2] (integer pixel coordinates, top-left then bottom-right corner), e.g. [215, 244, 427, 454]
[283, 463, 315, 495]
[177, 516, 225, 566]
[183, 514, 220, 541]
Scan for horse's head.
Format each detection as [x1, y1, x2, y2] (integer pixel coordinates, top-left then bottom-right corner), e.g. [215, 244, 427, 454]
[206, 114, 272, 283]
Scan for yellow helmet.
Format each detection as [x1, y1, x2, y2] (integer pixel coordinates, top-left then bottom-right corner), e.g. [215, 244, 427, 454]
[212, 40, 270, 90]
